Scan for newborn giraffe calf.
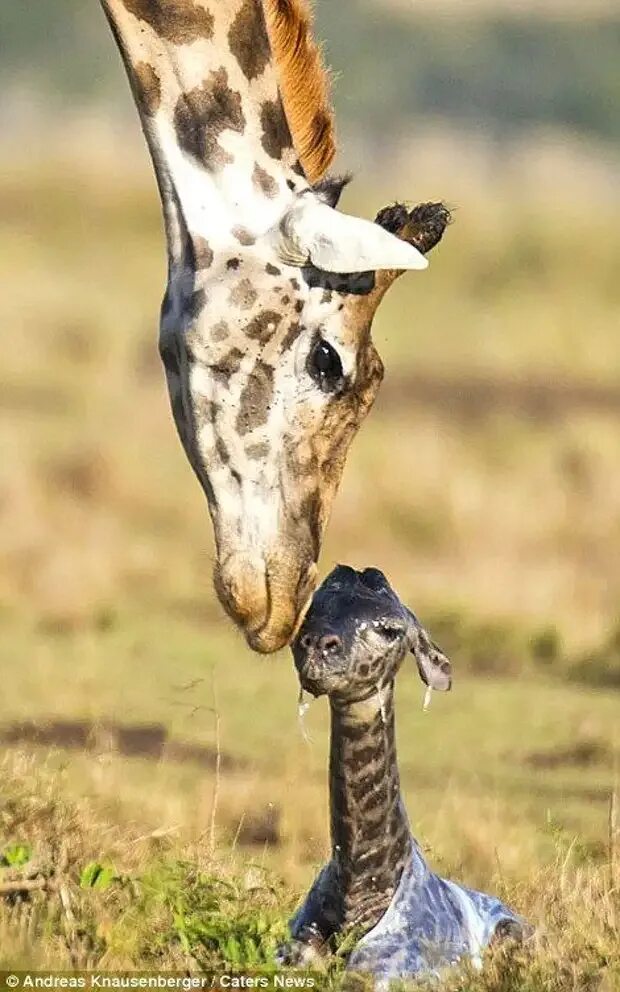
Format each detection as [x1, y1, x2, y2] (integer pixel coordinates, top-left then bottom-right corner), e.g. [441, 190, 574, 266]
[280, 565, 525, 983]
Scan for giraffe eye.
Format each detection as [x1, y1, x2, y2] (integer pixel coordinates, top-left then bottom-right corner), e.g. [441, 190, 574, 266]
[379, 622, 404, 642]
[308, 339, 344, 393]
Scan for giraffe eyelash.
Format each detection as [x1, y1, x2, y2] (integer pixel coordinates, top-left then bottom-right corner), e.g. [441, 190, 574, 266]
[371, 620, 405, 642]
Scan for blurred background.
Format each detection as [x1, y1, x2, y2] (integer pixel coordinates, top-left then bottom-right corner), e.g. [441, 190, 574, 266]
[0, 0, 619, 968]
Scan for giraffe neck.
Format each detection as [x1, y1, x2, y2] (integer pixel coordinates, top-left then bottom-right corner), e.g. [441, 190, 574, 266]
[100, 0, 304, 264]
[329, 683, 412, 936]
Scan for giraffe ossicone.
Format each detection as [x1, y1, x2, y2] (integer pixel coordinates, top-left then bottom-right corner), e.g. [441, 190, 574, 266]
[100, 0, 451, 652]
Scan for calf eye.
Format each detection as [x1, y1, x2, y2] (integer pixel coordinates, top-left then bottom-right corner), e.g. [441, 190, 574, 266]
[380, 623, 403, 642]
[308, 339, 344, 393]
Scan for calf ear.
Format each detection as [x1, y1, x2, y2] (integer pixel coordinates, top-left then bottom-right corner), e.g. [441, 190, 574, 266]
[406, 609, 452, 692]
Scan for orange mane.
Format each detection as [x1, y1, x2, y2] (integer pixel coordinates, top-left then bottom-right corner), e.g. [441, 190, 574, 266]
[262, 0, 336, 185]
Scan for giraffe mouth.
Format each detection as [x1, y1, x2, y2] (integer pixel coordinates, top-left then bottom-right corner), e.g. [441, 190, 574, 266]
[247, 559, 318, 653]
[295, 660, 348, 699]
[214, 553, 318, 654]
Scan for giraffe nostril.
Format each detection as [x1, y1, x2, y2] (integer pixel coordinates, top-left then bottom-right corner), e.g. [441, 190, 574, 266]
[319, 634, 343, 656]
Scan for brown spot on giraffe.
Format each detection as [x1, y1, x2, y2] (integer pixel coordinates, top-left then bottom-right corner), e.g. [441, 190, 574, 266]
[216, 437, 231, 465]
[133, 61, 161, 116]
[236, 361, 275, 436]
[228, 0, 271, 81]
[212, 320, 229, 342]
[260, 98, 293, 162]
[253, 163, 279, 199]
[229, 279, 258, 311]
[280, 320, 303, 353]
[174, 68, 245, 171]
[210, 347, 244, 386]
[191, 236, 214, 270]
[266, 263, 281, 276]
[194, 395, 217, 425]
[243, 310, 283, 345]
[122, 0, 214, 44]
[227, 258, 241, 271]
[232, 226, 256, 246]
[245, 441, 270, 461]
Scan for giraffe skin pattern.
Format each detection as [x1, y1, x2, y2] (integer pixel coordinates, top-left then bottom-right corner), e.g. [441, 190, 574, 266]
[290, 846, 524, 982]
[99, 0, 451, 653]
[285, 566, 526, 983]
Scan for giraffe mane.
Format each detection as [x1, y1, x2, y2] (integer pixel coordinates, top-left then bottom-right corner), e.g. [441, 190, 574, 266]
[262, 0, 336, 184]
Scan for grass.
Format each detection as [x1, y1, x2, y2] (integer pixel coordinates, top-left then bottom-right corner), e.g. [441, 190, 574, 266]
[1, 740, 619, 987]
[0, 156, 619, 985]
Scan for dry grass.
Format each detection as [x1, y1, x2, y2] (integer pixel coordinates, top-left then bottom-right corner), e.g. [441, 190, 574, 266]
[1, 751, 619, 986]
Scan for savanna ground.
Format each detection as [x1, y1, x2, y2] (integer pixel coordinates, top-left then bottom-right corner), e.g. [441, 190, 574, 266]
[1, 141, 619, 988]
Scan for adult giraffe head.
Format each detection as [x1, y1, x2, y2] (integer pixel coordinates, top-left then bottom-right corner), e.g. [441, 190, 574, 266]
[101, 0, 451, 652]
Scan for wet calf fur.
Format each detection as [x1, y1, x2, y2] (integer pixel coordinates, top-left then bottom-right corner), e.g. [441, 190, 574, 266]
[281, 565, 525, 981]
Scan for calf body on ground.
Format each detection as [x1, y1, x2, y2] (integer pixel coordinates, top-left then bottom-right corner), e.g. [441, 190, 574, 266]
[280, 565, 525, 983]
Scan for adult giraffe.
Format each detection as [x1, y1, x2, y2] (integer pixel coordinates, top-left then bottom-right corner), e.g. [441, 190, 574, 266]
[100, 0, 450, 652]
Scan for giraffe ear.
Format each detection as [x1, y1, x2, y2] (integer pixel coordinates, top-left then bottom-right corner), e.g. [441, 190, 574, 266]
[276, 198, 429, 274]
[405, 609, 452, 692]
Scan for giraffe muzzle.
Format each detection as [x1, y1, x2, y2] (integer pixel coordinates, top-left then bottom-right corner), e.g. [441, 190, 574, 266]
[214, 552, 317, 654]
